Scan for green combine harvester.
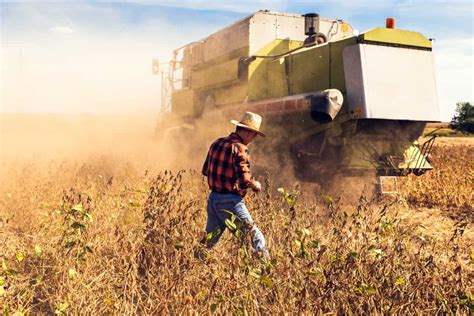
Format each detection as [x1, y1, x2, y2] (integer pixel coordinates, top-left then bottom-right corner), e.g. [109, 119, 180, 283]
[154, 10, 440, 193]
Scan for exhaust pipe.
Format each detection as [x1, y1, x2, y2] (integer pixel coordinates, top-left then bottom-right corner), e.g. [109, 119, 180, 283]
[310, 89, 343, 123]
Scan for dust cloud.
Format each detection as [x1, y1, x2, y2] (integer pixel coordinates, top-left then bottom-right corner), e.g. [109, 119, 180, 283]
[0, 3, 219, 182]
[0, 113, 177, 179]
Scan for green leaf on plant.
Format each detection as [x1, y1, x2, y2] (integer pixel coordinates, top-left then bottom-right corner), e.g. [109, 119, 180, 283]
[261, 275, 273, 287]
[104, 297, 115, 306]
[55, 302, 69, 315]
[128, 200, 141, 207]
[301, 228, 311, 236]
[366, 287, 377, 295]
[295, 239, 302, 248]
[16, 252, 25, 263]
[225, 219, 237, 231]
[395, 277, 404, 286]
[326, 195, 334, 205]
[307, 268, 320, 276]
[71, 204, 83, 212]
[249, 269, 261, 279]
[173, 241, 184, 250]
[64, 240, 76, 248]
[85, 213, 93, 222]
[370, 248, 383, 259]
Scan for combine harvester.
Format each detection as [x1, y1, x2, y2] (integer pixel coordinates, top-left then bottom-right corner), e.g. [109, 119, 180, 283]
[154, 10, 440, 194]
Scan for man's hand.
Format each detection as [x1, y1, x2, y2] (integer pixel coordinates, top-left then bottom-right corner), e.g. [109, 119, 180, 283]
[252, 180, 262, 192]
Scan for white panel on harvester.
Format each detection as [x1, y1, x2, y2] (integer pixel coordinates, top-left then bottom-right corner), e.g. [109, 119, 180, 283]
[343, 44, 440, 122]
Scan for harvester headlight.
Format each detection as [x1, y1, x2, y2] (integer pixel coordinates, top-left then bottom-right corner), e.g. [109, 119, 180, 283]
[303, 13, 320, 36]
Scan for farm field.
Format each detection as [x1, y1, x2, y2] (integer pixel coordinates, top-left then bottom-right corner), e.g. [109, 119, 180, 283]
[0, 114, 473, 314]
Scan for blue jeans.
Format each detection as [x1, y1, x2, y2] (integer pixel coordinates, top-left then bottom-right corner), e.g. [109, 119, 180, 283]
[203, 192, 266, 252]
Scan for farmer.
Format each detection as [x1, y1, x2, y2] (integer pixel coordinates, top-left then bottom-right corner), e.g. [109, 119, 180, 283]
[199, 111, 269, 259]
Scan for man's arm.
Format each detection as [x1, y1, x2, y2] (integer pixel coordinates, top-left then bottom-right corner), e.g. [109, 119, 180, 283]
[202, 147, 210, 177]
[233, 143, 259, 190]
[201, 145, 212, 177]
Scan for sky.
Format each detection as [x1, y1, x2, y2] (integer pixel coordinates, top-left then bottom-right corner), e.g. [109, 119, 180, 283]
[0, 1, 473, 120]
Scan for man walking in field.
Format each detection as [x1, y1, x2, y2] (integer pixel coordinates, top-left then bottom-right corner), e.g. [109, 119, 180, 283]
[199, 111, 269, 259]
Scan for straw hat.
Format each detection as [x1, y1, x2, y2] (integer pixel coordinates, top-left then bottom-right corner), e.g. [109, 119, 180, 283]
[230, 111, 266, 137]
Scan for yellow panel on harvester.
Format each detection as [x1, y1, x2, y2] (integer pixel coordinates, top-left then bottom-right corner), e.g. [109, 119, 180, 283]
[362, 28, 432, 48]
[248, 40, 302, 101]
[265, 41, 303, 99]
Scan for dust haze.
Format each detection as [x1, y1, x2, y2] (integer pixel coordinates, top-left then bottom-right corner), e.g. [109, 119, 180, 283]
[0, 3, 223, 181]
[0, 114, 173, 176]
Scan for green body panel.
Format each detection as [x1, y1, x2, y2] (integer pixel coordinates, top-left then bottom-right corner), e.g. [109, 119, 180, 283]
[329, 37, 357, 90]
[214, 82, 248, 106]
[173, 46, 249, 111]
[287, 45, 330, 95]
[192, 57, 241, 89]
[285, 36, 358, 96]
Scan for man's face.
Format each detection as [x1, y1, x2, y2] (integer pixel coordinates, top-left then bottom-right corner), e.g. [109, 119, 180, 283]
[248, 131, 258, 143]
[241, 129, 258, 145]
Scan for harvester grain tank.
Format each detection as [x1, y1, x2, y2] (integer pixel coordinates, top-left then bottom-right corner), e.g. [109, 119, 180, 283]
[155, 10, 440, 192]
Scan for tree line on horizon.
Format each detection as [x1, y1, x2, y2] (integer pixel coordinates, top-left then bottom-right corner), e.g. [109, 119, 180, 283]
[451, 101, 473, 134]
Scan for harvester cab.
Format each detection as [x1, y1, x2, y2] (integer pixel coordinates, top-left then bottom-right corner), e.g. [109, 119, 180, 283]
[154, 10, 440, 193]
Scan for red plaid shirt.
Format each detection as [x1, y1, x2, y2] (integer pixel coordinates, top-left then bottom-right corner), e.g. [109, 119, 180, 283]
[202, 132, 255, 197]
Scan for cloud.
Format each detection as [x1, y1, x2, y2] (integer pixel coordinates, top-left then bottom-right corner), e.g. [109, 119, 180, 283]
[50, 26, 74, 34]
